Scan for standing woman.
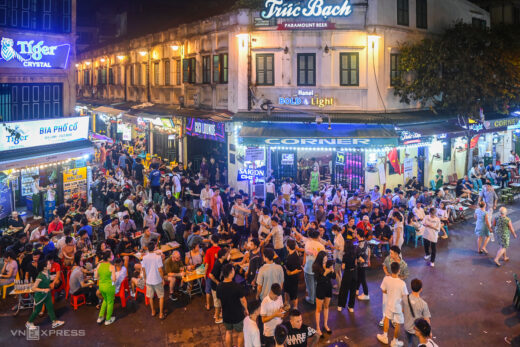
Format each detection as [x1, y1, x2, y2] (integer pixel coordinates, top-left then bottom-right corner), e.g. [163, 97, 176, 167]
[493, 207, 518, 266]
[474, 201, 492, 254]
[143, 207, 159, 234]
[96, 251, 117, 325]
[25, 259, 65, 330]
[423, 208, 441, 267]
[337, 238, 358, 313]
[390, 212, 404, 250]
[313, 251, 335, 337]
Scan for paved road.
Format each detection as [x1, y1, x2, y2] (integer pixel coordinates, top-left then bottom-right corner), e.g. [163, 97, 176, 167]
[1, 205, 520, 346]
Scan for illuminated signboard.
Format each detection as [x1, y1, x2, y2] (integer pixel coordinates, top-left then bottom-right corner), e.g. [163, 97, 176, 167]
[0, 36, 70, 69]
[184, 118, 226, 143]
[237, 167, 266, 181]
[277, 22, 336, 30]
[278, 90, 334, 108]
[0, 117, 89, 152]
[261, 0, 352, 20]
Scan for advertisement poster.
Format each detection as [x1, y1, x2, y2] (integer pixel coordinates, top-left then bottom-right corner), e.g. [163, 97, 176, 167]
[403, 158, 414, 181]
[246, 147, 265, 162]
[281, 153, 294, 165]
[0, 181, 13, 220]
[378, 163, 386, 186]
[0, 117, 89, 152]
[184, 118, 225, 143]
[21, 168, 39, 197]
[63, 167, 87, 200]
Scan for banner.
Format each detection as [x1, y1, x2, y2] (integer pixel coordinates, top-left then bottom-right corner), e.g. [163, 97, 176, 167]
[403, 158, 414, 181]
[237, 167, 266, 181]
[378, 163, 386, 186]
[63, 167, 87, 200]
[0, 181, 13, 220]
[0, 117, 89, 152]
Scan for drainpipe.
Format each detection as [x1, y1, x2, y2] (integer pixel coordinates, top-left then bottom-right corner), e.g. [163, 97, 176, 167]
[247, 34, 252, 111]
[147, 47, 152, 103]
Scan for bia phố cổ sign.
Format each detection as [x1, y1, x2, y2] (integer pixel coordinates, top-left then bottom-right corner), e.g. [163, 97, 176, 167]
[261, 0, 352, 20]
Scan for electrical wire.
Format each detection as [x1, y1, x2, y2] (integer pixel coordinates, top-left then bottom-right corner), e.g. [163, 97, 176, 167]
[372, 42, 388, 117]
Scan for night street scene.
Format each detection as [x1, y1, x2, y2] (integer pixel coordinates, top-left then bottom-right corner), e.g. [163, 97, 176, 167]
[2, 0, 520, 346]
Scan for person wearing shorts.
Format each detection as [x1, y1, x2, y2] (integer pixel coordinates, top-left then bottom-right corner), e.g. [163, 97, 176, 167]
[283, 240, 301, 309]
[209, 248, 228, 323]
[141, 243, 166, 319]
[217, 263, 247, 347]
[377, 262, 408, 346]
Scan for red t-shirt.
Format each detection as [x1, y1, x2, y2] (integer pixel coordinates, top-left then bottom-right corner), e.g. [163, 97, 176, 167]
[356, 221, 373, 237]
[204, 245, 221, 277]
[48, 221, 64, 234]
[380, 196, 393, 212]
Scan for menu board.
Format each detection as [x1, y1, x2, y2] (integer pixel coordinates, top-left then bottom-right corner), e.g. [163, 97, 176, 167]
[21, 168, 39, 197]
[63, 167, 87, 200]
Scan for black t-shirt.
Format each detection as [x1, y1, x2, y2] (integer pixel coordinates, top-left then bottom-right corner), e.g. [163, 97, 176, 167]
[247, 250, 263, 280]
[284, 251, 301, 281]
[8, 217, 24, 229]
[189, 182, 204, 196]
[210, 259, 224, 291]
[374, 224, 393, 239]
[24, 259, 44, 282]
[134, 163, 144, 181]
[283, 322, 316, 347]
[216, 281, 246, 324]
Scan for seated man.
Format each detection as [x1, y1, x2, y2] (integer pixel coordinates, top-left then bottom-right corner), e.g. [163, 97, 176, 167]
[68, 253, 98, 305]
[373, 219, 392, 256]
[163, 251, 184, 301]
[140, 226, 160, 250]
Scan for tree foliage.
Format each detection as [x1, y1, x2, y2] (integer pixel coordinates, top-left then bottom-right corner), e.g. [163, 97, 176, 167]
[393, 23, 520, 118]
[232, 0, 265, 10]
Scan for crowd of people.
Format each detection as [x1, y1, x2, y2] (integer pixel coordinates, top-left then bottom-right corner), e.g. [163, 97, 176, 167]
[2, 142, 519, 347]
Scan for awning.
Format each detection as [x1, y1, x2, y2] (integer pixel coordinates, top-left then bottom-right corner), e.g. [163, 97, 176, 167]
[127, 105, 232, 122]
[397, 122, 466, 137]
[92, 106, 126, 116]
[239, 123, 398, 147]
[0, 140, 95, 171]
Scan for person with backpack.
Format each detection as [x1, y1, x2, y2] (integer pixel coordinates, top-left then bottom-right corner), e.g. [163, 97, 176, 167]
[149, 163, 162, 202]
[403, 279, 432, 346]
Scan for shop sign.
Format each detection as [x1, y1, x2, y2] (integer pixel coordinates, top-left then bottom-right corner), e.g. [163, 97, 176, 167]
[185, 118, 225, 143]
[0, 117, 90, 152]
[0, 36, 70, 69]
[335, 152, 345, 165]
[278, 90, 334, 108]
[277, 22, 336, 30]
[261, 0, 352, 20]
[237, 167, 265, 181]
[399, 131, 421, 142]
[246, 147, 265, 162]
[491, 118, 519, 129]
[63, 167, 87, 200]
[281, 153, 294, 165]
[265, 138, 375, 145]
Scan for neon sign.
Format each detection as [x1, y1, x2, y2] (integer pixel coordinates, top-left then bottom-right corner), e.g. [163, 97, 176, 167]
[0, 36, 70, 69]
[261, 0, 352, 20]
[278, 90, 334, 108]
[237, 168, 265, 181]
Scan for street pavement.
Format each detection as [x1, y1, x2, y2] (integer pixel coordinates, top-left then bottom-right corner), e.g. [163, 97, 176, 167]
[1, 205, 520, 346]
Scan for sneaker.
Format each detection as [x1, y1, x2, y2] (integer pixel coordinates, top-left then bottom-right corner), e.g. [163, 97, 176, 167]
[424, 255, 431, 260]
[97, 317, 105, 324]
[379, 319, 385, 327]
[348, 308, 354, 313]
[391, 338, 404, 347]
[33, 216, 42, 220]
[169, 293, 178, 301]
[25, 322, 37, 330]
[104, 317, 116, 325]
[357, 294, 370, 301]
[130, 290, 135, 298]
[441, 234, 448, 239]
[337, 307, 343, 312]
[215, 318, 223, 324]
[377, 333, 389, 344]
[51, 320, 65, 329]
[429, 262, 435, 267]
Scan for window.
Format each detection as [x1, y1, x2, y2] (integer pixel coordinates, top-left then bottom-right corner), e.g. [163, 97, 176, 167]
[397, 0, 409, 26]
[130, 65, 135, 86]
[390, 54, 401, 86]
[97, 68, 106, 85]
[175, 60, 181, 85]
[202, 56, 211, 84]
[183, 57, 196, 83]
[83, 70, 90, 85]
[443, 139, 452, 162]
[0, 0, 71, 33]
[416, 0, 427, 29]
[472, 18, 486, 29]
[514, 7, 520, 25]
[137, 64, 142, 86]
[297, 53, 316, 86]
[108, 67, 114, 85]
[339, 53, 359, 86]
[164, 60, 170, 86]
[212, 53, 228, 84]
[256, 54, 274, 86]
[0, 83, 62, 121]
[154, 61, 160, 85]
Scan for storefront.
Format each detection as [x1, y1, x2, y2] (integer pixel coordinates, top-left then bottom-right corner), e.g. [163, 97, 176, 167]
[0, 117, 94, 223]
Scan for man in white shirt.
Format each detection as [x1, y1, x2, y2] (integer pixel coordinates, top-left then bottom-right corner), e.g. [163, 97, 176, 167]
[257, 249, 284, 300]
[29, 222, 47, 242]
[200, 182, 213, 210]
[332, 225, 344, 286]
[243, 300, 262, 347]
[85, 204, 98, 221]
[413, 202, 426, 222]
[265, 178, 276, 208]
[332, 189, 346, 209]
[408, 192, 417, 211]
[292, 193, 306, 216]
[172, 173, 182, 199]
[141, 243, 165, 319]
[281, 180, 292, 202]
[377, 262, 409, 346]
[265, 218, 285, 260]
[260, 283, 285, 346]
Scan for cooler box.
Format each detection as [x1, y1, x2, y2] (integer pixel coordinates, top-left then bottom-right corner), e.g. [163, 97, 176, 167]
[44, 201, 56, 223]
[25, 195, 33, 212]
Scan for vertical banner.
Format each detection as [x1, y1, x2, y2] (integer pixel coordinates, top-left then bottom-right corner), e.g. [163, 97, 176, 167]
[0, 181, 13, 220]
[378, 163, 386, 186]
[403, 158, 414, 181]
[63, 167, 87, 200]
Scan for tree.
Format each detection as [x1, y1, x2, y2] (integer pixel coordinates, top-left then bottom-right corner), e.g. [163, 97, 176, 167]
[393, 23, 520, 118]
[232, 0, 265, 10]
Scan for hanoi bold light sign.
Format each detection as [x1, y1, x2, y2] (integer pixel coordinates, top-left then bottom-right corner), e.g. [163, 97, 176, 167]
[0, 36, 70, 69]
[261, 0, 352, 20]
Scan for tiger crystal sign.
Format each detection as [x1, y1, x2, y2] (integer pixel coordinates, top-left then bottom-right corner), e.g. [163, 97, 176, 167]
[261, 0, 352, 20]
[0, 36, 71, 69]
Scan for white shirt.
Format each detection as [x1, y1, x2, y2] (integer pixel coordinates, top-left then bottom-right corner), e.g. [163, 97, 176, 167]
[303, 239, 325, 274]
[260, 295, 283, 337]
[243, 316, 261, 347]
[173, 175, 181, 194]
[332, 194, 345, 206]
[270, 225, 284, 250]
[32, 181, 40, 195]
[413, 207, 426, 221]
[86, 207, 98, 220]
[333, 232, 345, 261]
[381, 276, 408, 315]
[266, 182, 275, 194]
[46, 189, 55, 202]
[141, 252, 164, 286]
[423, 215, 441, 243]
[30, 227, 46, 242]
[258, 215, 271, 239]
[281, 183, 292, 195]
[408, 196, 416, 211]
[200, 189, 213, 208]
